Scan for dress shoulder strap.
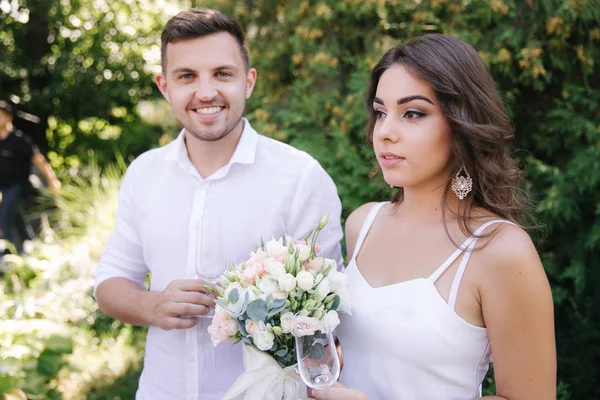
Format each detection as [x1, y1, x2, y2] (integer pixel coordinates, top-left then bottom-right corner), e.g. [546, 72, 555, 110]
[447, 219, 517, 310]
[350, 202, 388, 261]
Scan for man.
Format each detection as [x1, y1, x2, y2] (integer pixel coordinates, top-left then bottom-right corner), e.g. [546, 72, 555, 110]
[0, 100, 61, 255]
[94, 8, 343, 400]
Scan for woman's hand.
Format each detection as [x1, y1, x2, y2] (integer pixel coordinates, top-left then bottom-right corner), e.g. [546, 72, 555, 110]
[306, 382, 369, 400]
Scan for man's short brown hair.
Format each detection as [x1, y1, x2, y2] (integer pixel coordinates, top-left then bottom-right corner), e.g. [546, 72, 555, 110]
[161, 8, 250, 72]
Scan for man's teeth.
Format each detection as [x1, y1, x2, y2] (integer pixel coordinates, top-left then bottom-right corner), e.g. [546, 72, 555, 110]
[196, 107, 222, 115]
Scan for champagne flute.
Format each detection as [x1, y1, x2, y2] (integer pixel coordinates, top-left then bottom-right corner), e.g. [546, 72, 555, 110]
[194, 215, 224, 319]
[196, 269, 222, 318]
[293, 308, 340, 389]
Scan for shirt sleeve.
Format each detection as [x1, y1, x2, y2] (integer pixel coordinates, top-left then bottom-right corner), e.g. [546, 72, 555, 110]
[94, 161, 149, 297]
[287, 159, 344, 270]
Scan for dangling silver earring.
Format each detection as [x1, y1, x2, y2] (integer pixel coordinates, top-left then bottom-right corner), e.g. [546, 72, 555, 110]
[451, 166, 473, 200]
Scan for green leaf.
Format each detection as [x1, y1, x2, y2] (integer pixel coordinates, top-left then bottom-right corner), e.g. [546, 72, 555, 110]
[241, 336, 253, 346]
[313, 330, 327, 339]
[274, 346, 289, 357]
[267, 302, 287, 318]
[329, 295, 340, 311]
[237, 319, 248, 336]
[0, 374, 18, 394]
[45, 335, 73, 354]
[270, 299, 285, 309]
[309, 343, 326, 359]
[37, 350, 66, 378]
[246, 299, 268, 321]
[228, 288, 240, 304]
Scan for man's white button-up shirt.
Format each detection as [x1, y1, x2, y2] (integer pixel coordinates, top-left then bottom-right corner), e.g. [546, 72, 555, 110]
[94, 120, 343, 399]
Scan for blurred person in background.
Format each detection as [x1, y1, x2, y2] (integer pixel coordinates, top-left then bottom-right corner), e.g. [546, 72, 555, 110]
[0, 99, 61, 258]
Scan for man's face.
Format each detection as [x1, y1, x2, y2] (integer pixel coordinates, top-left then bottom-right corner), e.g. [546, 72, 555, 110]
[156, 32, 256, 142]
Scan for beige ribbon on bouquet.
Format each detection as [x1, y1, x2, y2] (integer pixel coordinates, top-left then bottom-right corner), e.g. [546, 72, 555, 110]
[221, 345, 307, 400]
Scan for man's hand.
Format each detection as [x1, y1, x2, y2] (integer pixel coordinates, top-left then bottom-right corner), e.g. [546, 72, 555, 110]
[150, 279, 216, 330]
[48, 178, 61, 194]
[306, 382, 369, 400]
[31, 153, 61, 195]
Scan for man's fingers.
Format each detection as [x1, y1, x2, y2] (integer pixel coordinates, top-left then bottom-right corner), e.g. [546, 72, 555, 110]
[176, 291, 216, 307]
[172, 279, 212, 292]
[312, 384, 356, 400]
[171, 303, 209, 317]
[164, 316, 198, 330]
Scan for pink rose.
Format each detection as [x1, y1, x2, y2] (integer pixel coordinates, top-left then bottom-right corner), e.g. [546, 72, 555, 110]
[304, 257, 325, 272]
[208, 306, 237, 346]
[221, 319, 239, 337]
[241, 263, 265, 284]
[248, 249, 268, 264]
[295, 239, 321, 254]
[293, 315, 321, 337]
[245, 320, 259, 336]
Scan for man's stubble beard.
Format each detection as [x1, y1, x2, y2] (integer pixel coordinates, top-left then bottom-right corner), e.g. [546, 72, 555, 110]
[184, 104, 246, 143]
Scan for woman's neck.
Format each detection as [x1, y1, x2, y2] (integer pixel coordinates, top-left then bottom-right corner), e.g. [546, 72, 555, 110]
[392, 178, 464, 225]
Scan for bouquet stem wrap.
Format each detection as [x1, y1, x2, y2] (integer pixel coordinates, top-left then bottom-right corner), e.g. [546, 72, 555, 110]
[221, 345, 307, 400]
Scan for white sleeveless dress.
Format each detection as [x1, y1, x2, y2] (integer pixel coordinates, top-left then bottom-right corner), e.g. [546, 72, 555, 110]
[337, 202, 514, 400]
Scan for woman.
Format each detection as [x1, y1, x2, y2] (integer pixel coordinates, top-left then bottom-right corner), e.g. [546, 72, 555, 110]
[309, 34, 556, 399]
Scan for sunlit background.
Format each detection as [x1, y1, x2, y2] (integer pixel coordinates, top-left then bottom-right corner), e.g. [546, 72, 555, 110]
[1, 0, 599, 399]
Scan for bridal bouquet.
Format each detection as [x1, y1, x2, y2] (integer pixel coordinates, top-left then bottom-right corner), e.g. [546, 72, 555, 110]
[205, 215, 351, 400]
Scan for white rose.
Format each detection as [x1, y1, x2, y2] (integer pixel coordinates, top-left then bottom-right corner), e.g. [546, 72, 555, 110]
[278, 273, 297, 293]
[280, 312, 294, 334]
[272, 290, 288, 300]
[294, 242, 312, 263]
[296, 271, 315, 291]
[265, 238, 286, 257]
[253, 327, 275, 351]
[325, 310, 340, 332]
[293, 315, 320, 337]
[335, 287, 353, 315]
[226, 288, 247, 314]
[246, 287, 259, 303]
[229, 269, 242, 281]
[314, 276, 331, 302]
[225, 282, 244, 299]
[245, 320, 259, 336]
[327, 270, 348, 292]
[258, 277, 279, 295]
[264, 259, 286, 280]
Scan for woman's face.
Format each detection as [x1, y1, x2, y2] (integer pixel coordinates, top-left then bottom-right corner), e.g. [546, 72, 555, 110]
[372, 64, 453, 191]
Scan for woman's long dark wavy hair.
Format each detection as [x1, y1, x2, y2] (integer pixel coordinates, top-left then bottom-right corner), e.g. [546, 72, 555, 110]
[365, 34, 531, 243]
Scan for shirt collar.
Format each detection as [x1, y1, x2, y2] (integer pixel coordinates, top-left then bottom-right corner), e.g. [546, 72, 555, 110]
[163, 118, 259, 177]
[228, 118, 258, 165]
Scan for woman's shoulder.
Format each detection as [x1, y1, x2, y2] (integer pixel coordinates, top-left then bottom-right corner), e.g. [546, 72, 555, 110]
[473, 215, 545, 284]
[345, 202, 382, 234]
[344, 202, 382, 259]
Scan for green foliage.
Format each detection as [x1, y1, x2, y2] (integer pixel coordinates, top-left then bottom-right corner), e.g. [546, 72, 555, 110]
[0, 164, 145, 399]
[0, 0, 172, 172]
